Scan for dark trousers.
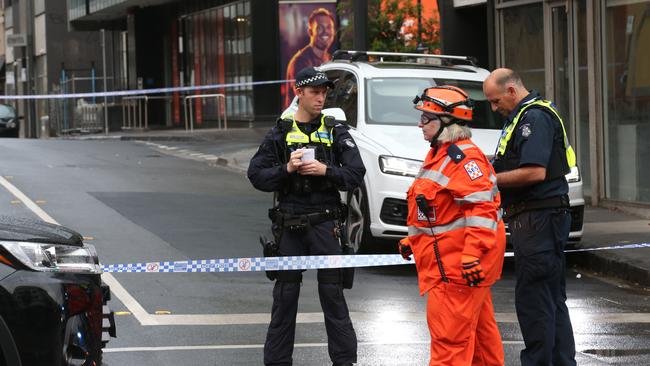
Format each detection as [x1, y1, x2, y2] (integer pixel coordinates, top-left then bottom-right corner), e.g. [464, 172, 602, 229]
[264, 220, 357, 366]
[510, 208, 576, 366]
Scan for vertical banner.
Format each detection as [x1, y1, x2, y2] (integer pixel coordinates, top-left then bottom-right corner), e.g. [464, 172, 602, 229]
[279, 1, 338, 109]
[171, 20, 181, 125]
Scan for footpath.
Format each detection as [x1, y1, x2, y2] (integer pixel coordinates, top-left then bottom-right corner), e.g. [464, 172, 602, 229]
[65, 127, 650, 288]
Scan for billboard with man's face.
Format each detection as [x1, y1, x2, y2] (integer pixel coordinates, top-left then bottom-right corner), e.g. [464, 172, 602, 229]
[279, 1, 338, 109]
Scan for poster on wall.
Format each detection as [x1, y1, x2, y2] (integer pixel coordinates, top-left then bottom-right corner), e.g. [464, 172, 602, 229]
[279, 0, 338, 109]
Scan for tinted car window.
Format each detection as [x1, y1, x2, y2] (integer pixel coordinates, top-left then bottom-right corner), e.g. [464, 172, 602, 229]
[433, 79, 503, 130]
[325, 70, 358, 127]
[0, 104, 15, 119]
[365, 78, 503, 130]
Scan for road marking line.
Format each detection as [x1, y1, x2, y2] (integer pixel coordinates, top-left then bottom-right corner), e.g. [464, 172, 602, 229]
[0, 175, 155, 326]
[104, 340, 527, 353]
[3, 176, 650, 328]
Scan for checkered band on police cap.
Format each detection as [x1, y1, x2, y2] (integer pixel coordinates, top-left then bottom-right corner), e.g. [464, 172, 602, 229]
[295, 67, 333, 88]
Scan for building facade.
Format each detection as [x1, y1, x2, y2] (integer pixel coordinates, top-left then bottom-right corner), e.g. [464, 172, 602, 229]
[3, 0, 108, 137]
[440, 0, 650, 213]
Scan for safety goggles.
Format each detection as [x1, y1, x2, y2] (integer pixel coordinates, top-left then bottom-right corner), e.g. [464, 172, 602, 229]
[419, 112, 441, 125]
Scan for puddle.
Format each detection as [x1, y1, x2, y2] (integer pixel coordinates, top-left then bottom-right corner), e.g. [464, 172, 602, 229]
[581, 349, 650, 357]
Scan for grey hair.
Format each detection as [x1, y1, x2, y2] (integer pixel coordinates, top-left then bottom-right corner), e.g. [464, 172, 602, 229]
[438, 121, 472, 143]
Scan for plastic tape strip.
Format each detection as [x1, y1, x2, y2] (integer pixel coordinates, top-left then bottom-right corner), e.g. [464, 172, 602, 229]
[0, 79, 292, 100]
[101, 243, 650, 273]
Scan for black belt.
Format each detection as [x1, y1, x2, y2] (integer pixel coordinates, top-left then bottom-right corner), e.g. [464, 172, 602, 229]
[503, 195, 569, 220]
[269, 207, 342, 230]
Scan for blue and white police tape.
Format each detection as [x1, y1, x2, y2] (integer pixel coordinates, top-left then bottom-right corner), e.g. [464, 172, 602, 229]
[101, 242, 650, 273]
[0, 79, 292, 100]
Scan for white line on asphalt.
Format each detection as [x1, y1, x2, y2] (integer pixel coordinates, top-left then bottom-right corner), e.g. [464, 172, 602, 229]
[104, 340, 527, 353]
[0, 175, 155, 327]
[3, 176, 650, 328]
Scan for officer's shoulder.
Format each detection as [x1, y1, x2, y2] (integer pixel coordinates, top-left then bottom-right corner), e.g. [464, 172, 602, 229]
[523, 106, 555, 124]
[446, 144, 466, 164]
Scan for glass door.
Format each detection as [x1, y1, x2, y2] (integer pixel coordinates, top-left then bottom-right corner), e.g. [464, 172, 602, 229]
[548, 2, 574, 142]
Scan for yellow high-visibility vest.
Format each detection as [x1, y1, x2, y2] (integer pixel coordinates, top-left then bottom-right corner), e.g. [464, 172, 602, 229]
[281, 113, 334, 147]
[496, 99, 576, 168]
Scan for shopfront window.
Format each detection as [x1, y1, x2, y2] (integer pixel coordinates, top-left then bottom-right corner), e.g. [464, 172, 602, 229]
[501, 4, 545, 95]
[575, 1, 591, 196]
[604, 1, 650, 203]
[180, 0, 253, 125]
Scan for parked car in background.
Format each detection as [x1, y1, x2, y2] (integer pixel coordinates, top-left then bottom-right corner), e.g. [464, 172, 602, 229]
[0, 104, 18, 137]
[0, 216, 115, 366]
[284, 51, 584, 252]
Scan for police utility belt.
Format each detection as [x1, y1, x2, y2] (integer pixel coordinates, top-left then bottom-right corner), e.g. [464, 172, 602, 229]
[269, 206, 345, 231]
[503, 195, 569, 220]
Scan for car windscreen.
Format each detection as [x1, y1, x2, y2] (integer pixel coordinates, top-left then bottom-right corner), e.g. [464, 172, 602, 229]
[0, 104, 15, 119]
[365, 78, 503, 130]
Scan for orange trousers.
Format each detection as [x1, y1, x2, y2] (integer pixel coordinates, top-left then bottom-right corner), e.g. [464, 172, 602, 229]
[426, 282, 504, 366]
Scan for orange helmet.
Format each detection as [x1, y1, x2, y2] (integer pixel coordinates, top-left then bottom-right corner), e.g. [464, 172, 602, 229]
[413, 85, 474, 122]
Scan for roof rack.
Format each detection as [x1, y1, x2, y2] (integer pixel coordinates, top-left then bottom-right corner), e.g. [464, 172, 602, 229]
[331, 50, 478, 67]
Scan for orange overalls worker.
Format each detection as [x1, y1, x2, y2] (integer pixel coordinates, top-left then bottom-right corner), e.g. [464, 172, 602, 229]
[399, 86, 506, 366]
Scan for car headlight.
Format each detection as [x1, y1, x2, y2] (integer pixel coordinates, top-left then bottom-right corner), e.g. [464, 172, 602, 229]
[379, 156, 422, 177]
[0, 241, 102, 274]
[566, 166, 580, 183]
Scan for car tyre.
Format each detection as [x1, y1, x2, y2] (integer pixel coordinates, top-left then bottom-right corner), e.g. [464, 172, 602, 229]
[346, 184, 372, 253]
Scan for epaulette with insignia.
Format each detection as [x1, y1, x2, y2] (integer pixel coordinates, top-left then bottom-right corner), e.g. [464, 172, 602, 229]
[447, 144, 466, 164]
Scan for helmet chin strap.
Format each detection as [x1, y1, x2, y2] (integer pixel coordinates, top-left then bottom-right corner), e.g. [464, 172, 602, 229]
[429, 118, 455, 147]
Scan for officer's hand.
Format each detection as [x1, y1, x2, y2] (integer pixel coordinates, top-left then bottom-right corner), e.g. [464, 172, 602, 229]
[461, 255, 485, 287]
[398, 238, 413, 261]
[287, 150, 303, 173]
[298, 160, 327, 176]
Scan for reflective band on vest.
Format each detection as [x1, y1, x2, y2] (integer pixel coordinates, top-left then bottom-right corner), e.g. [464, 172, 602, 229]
[496, 100, 576, 168]
[281, 113, 334, 147]
[408, 216, 498, 236]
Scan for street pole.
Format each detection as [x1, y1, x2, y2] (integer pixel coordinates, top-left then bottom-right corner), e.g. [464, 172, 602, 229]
[101, 29, 109, 135]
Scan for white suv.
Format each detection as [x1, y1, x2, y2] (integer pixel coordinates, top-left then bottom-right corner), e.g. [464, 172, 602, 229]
[286, 51, 584, 252]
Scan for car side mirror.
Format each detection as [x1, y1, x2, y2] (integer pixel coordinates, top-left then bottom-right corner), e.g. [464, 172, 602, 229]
[322, 107, 347, 124]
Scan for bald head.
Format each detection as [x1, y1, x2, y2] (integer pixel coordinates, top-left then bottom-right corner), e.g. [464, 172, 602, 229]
[483, 68, 529, 117]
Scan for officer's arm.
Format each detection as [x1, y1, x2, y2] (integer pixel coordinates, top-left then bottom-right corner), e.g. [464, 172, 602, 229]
[496, 110, 553, 188]
[247, 129, 290, 192]
[496, 165, 545, 188]
[328, 128, 366, 190]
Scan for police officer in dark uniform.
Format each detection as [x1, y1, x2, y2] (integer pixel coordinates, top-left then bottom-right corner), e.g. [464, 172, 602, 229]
[248, 67, 365, 366]
[483, 68, 577, 366]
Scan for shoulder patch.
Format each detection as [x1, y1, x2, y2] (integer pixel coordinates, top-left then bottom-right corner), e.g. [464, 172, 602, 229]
[342, 138, 356, 149]
[447, 144, 466, 164]
[463, 160, 484, 180]
[520, 123, 532, 138]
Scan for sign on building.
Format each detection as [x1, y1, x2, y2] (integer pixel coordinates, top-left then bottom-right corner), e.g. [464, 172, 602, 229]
[6, 33, 27, 48]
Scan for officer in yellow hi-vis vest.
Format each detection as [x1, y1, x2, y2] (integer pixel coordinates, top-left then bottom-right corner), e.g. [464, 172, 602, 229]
[483, 68, 577, 366]
[248, 67, 365, 366]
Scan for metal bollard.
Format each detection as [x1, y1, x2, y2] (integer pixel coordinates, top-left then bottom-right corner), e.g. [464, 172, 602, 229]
[40, 115, 50, 139]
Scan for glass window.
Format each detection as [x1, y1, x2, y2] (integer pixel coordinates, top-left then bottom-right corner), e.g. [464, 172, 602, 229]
[365, 78, 501, 129]
[604, 1, 650, 203]
[501, 4, 545, 95]
[325, 70, 358, 127]
[575, 1, 591, 196]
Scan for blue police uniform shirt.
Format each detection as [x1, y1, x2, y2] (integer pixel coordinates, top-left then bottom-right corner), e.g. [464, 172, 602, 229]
[500, 91, 569, 207]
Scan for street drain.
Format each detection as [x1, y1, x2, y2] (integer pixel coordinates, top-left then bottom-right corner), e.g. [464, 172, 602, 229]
[581, 349, 650, 357]
[145, 154, 161, 158]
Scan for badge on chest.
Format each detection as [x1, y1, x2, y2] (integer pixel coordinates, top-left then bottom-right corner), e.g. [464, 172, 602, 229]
[417, 205, 436, 223]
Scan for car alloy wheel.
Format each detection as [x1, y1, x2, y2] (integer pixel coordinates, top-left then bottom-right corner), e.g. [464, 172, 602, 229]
[346, 186, 366, 253]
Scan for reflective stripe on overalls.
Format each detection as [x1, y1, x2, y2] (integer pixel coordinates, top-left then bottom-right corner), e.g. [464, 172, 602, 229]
[496, 99, 576, 168]
[281, 113, 334, 147]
